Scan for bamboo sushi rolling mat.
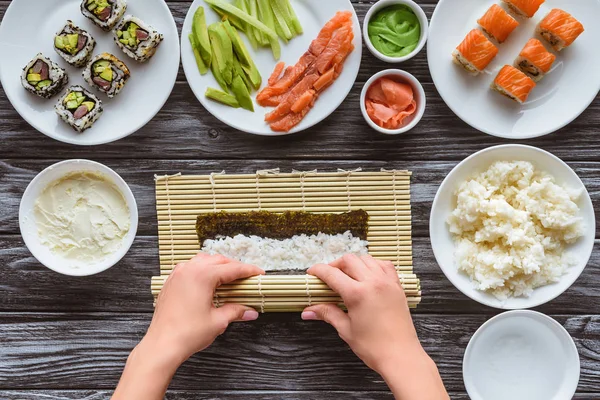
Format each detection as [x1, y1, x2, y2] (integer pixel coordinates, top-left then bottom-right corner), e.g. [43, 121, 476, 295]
[152, 169, 421, 312]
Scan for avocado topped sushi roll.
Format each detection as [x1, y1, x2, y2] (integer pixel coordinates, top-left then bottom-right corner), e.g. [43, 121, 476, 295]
[83, 53, 131, 98]
[54, 21, 96, 68]
[113, 16, 163, 62]
[81, 0, 127, 31]
[21, 54, 68, 99]
[55, 85, 103, 132]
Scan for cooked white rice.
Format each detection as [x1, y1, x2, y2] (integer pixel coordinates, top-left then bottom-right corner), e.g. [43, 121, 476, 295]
[447, 161, 584, 300]
[202, 231, 368, 271]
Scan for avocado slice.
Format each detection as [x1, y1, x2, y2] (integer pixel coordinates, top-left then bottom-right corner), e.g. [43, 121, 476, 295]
[65, 92, 78, 102]
[233, 55, 252, 92]
[82, 101, 95, 111]
[67, 34, 79, 52]
[192, 6, 212, 67]
[27, 73, 41, 83]
[55, 36, 66, 50]
[189, 33, 208, 75]
[208, 23, 233, 85]
[231, 75, 254, 112]
[205, 87, 240, 108]
[66, 100, 79, 110]
[99, 67, 113, 82]
[210, 45, 229, 92]
[222, 20, 251, 68]
[37, 80, 52, 89]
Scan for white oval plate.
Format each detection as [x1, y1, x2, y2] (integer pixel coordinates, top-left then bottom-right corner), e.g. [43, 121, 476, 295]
[464, 311, 580, 400]
[427, 0, 600, 139]
[181, 0, 362, 136]
[430, 145, 596, 310]
[0, 0, 180, 146]
[19, 159, 139, 276]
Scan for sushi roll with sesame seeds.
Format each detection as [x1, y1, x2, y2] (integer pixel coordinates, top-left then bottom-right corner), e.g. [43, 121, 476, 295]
[83, 53, 131, 98]
[55, 85, 103, 133]
[113, 16, 163, 62]
[54, 21, 96, 68]
[81, 0, 127, 31]
[21, 54, 68, 99]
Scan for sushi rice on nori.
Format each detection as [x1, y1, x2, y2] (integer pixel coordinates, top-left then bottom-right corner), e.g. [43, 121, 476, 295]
[81, 0, 127, 32]
[55, 85, 103, 133]
[83, 53, 130, 98]
[54, 20, 96, 68]
[113, 16, 164, 62]
[21, 54, 68, 99]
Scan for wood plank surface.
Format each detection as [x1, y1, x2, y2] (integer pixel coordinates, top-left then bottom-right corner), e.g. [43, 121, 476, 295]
[1, 0, 599, 398]
[0, 313, 599, 393]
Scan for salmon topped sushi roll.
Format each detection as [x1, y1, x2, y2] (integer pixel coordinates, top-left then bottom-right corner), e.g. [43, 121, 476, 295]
[453, 29, 499, 75]
[514, 38, 556, 81]
[491, 65, 536, 104]
[537, 9, 584, 51]
[477, 4, 519, 43]
[502, 0, 545, 18]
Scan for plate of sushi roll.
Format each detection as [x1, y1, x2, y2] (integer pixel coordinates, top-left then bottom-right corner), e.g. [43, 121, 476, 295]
[0, 0, 179, 145]
[427, 0, 600, 139]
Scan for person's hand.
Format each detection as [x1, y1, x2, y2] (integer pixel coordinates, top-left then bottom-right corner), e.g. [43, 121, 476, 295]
[112, 253, 264, 400]
[302, 254, 448, 400]
[145, 253, 265, 365]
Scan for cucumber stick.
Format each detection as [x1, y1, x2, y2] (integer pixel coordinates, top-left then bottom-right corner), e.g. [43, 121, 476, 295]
[204, 0, 277, 40]
[270, 0, 292, 40]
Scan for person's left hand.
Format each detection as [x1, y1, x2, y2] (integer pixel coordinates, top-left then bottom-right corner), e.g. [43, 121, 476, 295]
[144, 253, 265, 365]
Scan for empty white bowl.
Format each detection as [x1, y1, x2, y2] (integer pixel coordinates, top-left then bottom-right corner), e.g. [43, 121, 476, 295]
[463, 310, 580, 400]
[430, 145, 596, 309]
[360, 69, 426, 134]
[363, 0, 429, 63]
[19, 159, 138, 276]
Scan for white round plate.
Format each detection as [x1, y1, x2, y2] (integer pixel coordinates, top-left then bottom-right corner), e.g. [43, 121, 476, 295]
[0, 0, 180, 145]
[463, 311, 580, 400]
[19, 159, 139, 276]
[428, 0, 600, 139]
[181, 0, 362, 136]
[430, 145, 596, 309]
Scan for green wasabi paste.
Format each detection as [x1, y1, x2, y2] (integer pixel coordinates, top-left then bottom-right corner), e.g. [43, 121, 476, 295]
[368, 5, 421, 58]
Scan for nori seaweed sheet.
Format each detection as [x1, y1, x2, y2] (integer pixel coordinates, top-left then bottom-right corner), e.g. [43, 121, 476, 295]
[196, 210, 369, 244]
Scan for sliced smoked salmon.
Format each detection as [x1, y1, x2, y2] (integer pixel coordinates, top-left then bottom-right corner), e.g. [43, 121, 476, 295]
[502, 0, 545, 18]
[452, 29, 499, 75]
[257, 11, 356, 132]
[491, 65, 536, 104]
[537, 9, 584, 51]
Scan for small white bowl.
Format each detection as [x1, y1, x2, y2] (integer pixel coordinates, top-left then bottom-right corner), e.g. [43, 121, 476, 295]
[463, 310, 580, 400]
[360, 69, 426, 134]
[363, 0, 429, 63]
[430, 145, 596, 309]
[19, 160, 139, 277]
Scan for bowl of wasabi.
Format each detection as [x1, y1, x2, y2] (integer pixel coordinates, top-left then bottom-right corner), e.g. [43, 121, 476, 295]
[363, 0, 429, 63]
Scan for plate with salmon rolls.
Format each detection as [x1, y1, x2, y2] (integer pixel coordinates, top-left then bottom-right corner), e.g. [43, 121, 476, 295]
[181, 0, 362, 136]
[428, 0, 600, 139]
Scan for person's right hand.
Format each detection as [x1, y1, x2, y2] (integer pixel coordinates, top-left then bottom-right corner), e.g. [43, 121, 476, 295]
[302, 254, 448, 400]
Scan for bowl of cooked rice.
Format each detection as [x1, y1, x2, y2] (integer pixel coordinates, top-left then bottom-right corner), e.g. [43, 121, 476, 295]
[430, 144, 596, 310]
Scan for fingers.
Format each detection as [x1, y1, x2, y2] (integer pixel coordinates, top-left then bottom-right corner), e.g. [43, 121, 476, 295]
[191, 252, 231, 265]
[377, 259, 399, 281]
[212, 262, 265, 287]
[302, 304, 351, 339]
[360, 255, 383, 273]
[329, 254, 370, 280]
[216, 304, 260, 326]
[307, 263, 356, 298]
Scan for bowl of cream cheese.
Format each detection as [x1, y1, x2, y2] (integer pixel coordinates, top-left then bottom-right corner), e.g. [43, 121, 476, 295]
[19, 159, 138, 276]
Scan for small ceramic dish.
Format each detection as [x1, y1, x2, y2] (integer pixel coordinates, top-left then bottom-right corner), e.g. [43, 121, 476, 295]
[360, 69, 426, 134]
[430, 144, 596, 309]
[19, 159, 138, 276]
[363, 0, 429, 63]
[463, 310, 580, 400]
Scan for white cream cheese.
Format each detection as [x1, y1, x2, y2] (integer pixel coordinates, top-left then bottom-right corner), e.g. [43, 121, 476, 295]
[34, 171, 130, 264]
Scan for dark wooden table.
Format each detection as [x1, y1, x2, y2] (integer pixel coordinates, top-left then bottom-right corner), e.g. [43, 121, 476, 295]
[1, 0, 598, 398]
